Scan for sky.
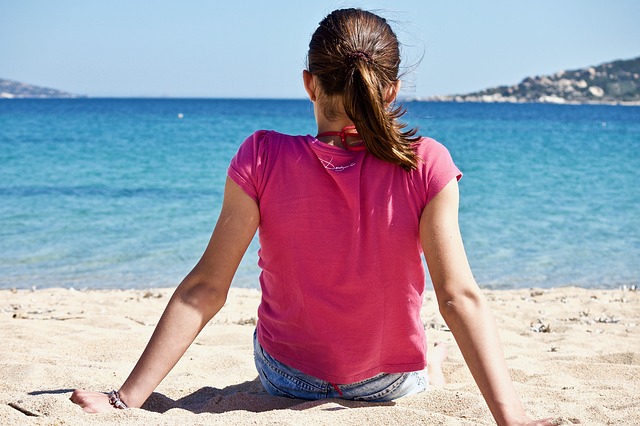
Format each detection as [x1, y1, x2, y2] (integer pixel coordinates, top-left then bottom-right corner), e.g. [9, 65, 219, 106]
[1, 0, 639, 99]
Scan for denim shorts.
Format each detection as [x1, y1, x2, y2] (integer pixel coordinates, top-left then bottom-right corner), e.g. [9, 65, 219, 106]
[253, 330, 428, 402]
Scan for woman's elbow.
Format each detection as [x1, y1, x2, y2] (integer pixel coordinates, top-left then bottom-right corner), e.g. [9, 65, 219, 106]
[437, 286, 485, 320]
[177, 278, 229, 316]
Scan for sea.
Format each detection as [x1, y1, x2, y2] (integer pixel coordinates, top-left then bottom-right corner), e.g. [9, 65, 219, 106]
[1, 99, 639, 290]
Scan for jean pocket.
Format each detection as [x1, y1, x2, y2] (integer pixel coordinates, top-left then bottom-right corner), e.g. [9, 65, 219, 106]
[349, 373, 408, 401]
[254, 340, 325, 399]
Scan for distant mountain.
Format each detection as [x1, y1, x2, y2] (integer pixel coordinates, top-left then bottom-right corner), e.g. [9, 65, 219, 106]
[426, 56, 640, 105]
[0, 79, 85, 99]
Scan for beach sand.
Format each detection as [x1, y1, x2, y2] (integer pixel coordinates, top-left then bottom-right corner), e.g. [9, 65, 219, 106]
[1, 286, 638, 425]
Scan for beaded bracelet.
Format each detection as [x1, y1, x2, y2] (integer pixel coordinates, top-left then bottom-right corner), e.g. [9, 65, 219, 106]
[107, 390, 128, 409]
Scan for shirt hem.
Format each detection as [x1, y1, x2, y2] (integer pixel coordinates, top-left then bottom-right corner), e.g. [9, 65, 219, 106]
[259, 334, 427, 384]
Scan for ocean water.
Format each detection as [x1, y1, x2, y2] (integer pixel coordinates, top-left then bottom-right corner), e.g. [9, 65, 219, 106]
[1, 99, 638, 290]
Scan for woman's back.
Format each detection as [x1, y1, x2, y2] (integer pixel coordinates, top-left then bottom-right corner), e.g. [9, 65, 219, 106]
[229, 130, 460, 383]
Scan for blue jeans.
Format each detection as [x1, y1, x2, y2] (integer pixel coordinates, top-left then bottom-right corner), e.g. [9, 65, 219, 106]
[253, 330, 429, 402]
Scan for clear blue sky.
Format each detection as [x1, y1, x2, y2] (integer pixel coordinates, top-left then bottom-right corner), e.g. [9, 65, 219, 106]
[1, 0, 638, 98]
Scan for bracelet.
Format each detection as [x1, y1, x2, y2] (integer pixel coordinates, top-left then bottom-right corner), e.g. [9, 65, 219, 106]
[107, 390, 128, 409]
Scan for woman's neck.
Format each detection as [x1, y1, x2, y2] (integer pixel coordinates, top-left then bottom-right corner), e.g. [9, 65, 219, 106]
[314, 113, 355, 148]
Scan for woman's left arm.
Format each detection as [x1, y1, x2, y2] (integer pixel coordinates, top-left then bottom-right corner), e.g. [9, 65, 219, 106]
[71, 177, 259, 412]
[421, 178, 552, 426]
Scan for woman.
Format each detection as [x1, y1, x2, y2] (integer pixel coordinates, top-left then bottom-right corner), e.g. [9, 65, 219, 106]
[72, 8, 551, 425]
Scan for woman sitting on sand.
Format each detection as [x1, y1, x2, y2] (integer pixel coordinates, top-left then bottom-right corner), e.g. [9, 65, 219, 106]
[72, 8, 551, 425]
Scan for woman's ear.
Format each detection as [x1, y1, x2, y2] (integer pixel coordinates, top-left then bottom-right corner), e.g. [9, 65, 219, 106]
[385, 80, 402, 104]
[303, 70, 318, 102]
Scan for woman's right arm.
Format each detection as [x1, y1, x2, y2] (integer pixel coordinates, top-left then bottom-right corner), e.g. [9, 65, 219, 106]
[420, 178, 552, 426]
[71, 177, 260, 412]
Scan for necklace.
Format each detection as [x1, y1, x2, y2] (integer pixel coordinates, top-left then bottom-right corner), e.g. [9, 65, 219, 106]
[316, 125, 366, 151]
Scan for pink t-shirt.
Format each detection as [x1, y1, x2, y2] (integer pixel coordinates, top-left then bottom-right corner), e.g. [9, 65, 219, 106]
[228, 130, 461, 384]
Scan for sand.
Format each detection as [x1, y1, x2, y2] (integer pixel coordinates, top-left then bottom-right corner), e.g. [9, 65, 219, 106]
[1, 286, 639, 425]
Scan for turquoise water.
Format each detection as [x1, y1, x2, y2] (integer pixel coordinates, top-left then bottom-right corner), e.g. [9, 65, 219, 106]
[1, 99, 638, 289]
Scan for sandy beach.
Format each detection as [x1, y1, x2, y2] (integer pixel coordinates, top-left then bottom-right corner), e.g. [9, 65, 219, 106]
[1, 286, 638, 425]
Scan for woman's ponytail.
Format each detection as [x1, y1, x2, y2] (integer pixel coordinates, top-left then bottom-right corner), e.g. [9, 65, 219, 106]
[343, 55, 419, 171]
[308, 8, 420, 171]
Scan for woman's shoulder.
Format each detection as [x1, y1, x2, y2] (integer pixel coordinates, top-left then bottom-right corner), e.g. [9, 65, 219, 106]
[413, 136, 455, 163]
[236, 131, 314, 165]
[242, 130, 312, 149]
[410, 137, 462, 203]
[414, 136, 448, 152]
[247, 129, 309, 141]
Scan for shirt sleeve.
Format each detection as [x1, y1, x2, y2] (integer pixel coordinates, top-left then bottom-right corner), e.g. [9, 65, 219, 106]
[417, 138, 462, 206]
[227, 130, 269, 202]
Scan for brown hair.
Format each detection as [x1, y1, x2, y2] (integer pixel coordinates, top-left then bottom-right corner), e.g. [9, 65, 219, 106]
[307, 8, 419, 171]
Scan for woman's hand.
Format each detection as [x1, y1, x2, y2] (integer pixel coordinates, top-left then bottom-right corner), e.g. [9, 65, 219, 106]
[70, 389, 116, 413]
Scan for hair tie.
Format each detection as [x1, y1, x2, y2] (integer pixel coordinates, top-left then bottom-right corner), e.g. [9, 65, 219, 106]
[346, 50, 372, 64]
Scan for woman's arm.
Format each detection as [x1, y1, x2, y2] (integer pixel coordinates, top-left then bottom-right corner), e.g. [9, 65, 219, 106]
[420, 179, 551, 426]
[71, 177, 259, 412]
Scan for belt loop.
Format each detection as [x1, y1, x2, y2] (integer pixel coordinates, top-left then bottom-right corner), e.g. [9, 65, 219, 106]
[330, 382, 343, 396]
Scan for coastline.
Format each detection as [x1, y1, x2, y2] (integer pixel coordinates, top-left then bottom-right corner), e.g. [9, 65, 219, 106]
[418, 97, 640, 106]
[2, 286, 638, 425]
[3, 96, 640, 106]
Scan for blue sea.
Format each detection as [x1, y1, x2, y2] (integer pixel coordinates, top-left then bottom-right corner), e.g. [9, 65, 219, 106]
[1, 99, 638, 290]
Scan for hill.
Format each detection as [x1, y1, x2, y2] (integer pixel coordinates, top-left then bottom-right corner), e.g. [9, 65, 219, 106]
[0, 79, 85, 99]
[426, 56, 640, 105]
